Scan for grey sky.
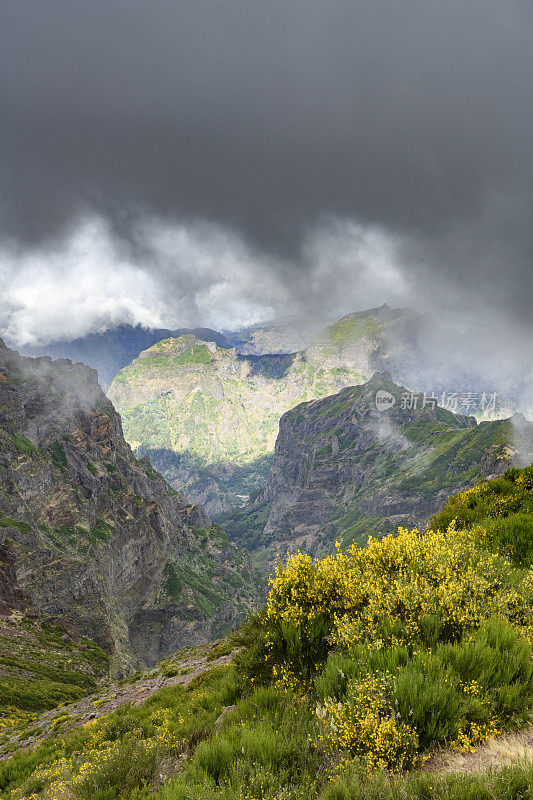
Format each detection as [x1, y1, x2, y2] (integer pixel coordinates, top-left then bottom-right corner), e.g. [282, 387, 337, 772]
[0, 1, 532, 342]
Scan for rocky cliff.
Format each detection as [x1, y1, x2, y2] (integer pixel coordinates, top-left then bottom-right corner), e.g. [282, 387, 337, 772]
[0, 340, 257, 673]
[107, 335, 365, 515]
[222, 373, 533, 565]
[106, 306, 525, 520]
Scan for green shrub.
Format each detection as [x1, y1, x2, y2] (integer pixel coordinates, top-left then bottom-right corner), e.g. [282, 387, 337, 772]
[48, 440, 67, 470]
[206, 640, 234, 661]
[440, 618, 533, 722]
[315, 651, 359, 700]
[430, 464, 533, 566]
[484, 512, 533, 566]
[193, 737, 233, 783]
[393, 653, 463, 748]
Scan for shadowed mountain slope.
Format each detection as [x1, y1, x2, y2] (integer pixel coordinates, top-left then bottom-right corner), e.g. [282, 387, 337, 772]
[221, 373, 533, 566]
[0, 340, 257, 673]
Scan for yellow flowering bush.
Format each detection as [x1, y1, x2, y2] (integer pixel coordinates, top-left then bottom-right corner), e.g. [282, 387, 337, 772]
[256, 513, 533, 772]
[266, 524, 533, 660]
[315, 674, 419, 773]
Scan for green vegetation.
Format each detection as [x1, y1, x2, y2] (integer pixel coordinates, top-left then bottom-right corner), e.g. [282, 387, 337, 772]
[162, 564, 183, 602]
[219, 499, 271, 553]
[431, 463, 533, 566]
[13, 433, 37, 456]
[155, 526, 259, 617]
[398, 420, 511, 497]
[1, 467, 533, 799]
[325, 312, 384, 346]
[37, 519, 115, 552]
[0, 512, 32, 534]
[0, 616, 108, 732]
[48, 440, 68, 471]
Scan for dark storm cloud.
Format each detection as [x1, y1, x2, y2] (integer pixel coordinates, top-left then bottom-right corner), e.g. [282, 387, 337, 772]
[0, 0, 532, 334]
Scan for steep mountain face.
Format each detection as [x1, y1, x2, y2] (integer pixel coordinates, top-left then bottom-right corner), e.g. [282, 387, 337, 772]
[222, 373, 533, 566]
[24, 324, 230, 389]
[106, 304, 526, 519]
[107, 336, 366, 515]
[0, 340, 257, 673]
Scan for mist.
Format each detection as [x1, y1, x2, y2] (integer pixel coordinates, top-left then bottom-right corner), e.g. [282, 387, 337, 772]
[0, 1, 531, 411]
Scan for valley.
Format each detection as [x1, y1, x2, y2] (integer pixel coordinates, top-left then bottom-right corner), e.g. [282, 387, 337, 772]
[0, 308, 531, 800]
[107, 332, 366, 515]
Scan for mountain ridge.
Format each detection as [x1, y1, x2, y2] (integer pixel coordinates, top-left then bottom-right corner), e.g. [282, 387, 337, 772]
[0, 339, 258, 673]
[221, 372, 533, 565]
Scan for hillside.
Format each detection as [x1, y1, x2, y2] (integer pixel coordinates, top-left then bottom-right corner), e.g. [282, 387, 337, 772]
[24, 324, 230, 389]
[222, 373, 533, 566]
[106, 305, 525, 521]
[107, 335, 365, 515]
[0, 339, 258, 673]
[1, 466, 533, 800]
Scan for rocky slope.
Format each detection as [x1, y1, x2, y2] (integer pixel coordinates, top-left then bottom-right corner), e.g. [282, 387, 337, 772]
[0, 340, 257, 673]
[222, 373, 533, 566]
[107, 335, 365, 515]
[107, 305, 526, 519]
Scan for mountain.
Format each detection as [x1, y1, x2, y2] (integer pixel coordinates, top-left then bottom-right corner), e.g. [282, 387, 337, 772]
[107, 335, 366, 515]
[23, 324, 230, 389]
[0, 340, 257, 673]
[224, 315, 323, 355]
[106, 304, 524, 519]
[221, 373, 533, 566]
[3, 466, 533, 799]
[308, 304, 528, 411]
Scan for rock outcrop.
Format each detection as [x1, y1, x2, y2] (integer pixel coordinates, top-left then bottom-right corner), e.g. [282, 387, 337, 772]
[107, 335, 366, 515]
[0, 340, 257, 672]
[222, 373, 533, 563]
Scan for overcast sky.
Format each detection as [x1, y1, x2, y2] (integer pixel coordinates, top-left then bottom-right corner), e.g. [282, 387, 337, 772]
[0, 1, 532, 348]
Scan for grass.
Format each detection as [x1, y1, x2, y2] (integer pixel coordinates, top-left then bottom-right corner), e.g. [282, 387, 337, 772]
[13, 433, 38, 456]
[0, 617, 108, 725]
[3, 658, 532, 800]
[1, 467, 533, 799]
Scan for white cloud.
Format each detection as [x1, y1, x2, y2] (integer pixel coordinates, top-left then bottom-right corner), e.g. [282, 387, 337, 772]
[0, 213, 418, 346]
[0, 218, 166, 345]
[0, 211, 530, 415]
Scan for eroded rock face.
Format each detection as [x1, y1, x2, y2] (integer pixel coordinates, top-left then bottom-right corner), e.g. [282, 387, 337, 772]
[223, 373, 533, 564]
[0, 340, 256, 672]
[106, 334, 367, 516]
